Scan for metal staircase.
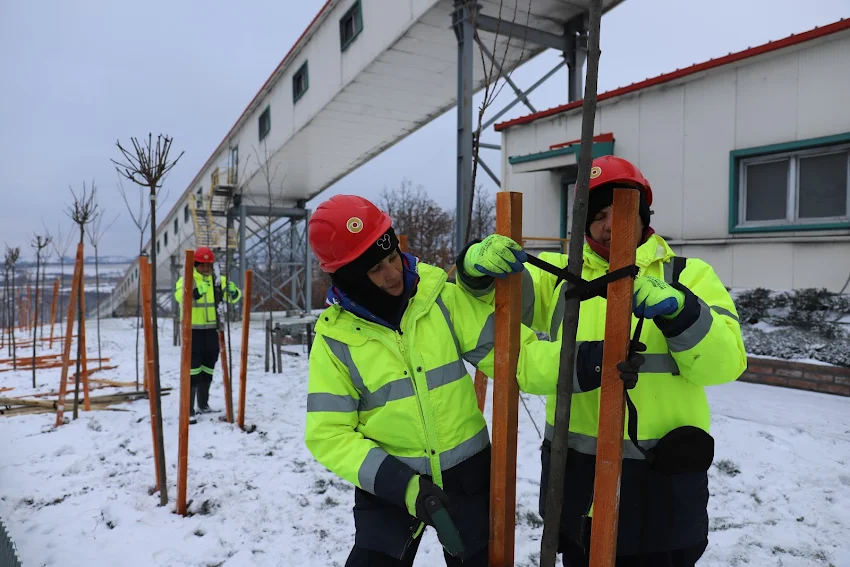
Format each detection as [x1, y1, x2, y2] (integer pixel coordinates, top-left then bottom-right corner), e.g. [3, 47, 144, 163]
[190, 166, 239, 251]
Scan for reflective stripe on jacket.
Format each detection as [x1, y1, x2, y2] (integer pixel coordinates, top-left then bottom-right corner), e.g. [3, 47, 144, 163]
[175, 270, 241, 330]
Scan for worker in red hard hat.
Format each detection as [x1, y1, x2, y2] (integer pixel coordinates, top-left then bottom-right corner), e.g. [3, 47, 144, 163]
[304, 194, 584, 566]
[175, 246, 242, 424]
[455, 155, 746, 566]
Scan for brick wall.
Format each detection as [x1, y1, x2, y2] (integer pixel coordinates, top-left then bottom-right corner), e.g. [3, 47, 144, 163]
[740, 356, 850, 396]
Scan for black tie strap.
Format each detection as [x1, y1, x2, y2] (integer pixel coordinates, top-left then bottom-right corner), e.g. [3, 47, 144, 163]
[524, 254, 639, 302]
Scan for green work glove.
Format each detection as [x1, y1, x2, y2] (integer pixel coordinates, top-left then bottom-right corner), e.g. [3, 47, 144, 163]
[462, 234, 527, 279]
[633, 276, 685, 319]
[227, 280, 239, 299]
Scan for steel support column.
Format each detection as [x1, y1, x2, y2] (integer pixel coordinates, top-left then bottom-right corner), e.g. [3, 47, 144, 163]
[565, 17, 588, 102]
[453, 0, 476, 253]
[304, 210, 312, 314]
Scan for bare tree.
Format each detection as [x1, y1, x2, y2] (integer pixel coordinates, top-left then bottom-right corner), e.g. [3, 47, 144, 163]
[467, 185, 497, 241]
[87, 210, 119, 369]
[380, 179, 455, 267]
[66, 182, 99, 419]
[4, 246, 20, 368]
[466, 0, 531, 242]
[117, 175, 155, 390]
[250, 143, 286, 372]
[113, 133, 182, 508]
[48, 222, 75, 327]
[31, 233, 52, 387]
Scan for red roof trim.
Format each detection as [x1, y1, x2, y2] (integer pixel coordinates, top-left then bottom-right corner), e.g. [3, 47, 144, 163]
[495, 18, 850, 131]
[549, 132, 614, 150]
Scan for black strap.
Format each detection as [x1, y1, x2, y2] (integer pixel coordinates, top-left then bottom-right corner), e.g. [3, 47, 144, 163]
[671, 256, 688, 284]
[524, 255, 639, 303]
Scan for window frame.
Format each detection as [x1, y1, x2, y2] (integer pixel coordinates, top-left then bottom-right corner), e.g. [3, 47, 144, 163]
[293, 62, 309, 103]
[258, 106, 271, 141]
[729, 133, 850, 233]
[339, 1, 363, 52]
[184, 204, 190, 223]
[173, 218, 179, 235]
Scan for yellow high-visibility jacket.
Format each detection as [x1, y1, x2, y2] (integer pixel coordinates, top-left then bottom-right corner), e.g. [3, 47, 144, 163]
[175, 270, 241, 330]
[457, 233, 747, 554]
[305, 260, 562, 556]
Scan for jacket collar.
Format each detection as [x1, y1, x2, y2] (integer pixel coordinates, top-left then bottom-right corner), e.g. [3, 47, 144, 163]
[583, 233, 675, 275]
[325, 252, 421, 331]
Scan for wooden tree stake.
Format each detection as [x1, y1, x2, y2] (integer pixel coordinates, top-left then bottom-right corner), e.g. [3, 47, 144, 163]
[139, 257, 162, 493]
[219, 330, 234, 423]
[49, 279, 59, 349]
[588, 188, 641, 567]
[490, 191, 522, 567]
[176, 250, 194, 516]
[238, 270, 254, 431]
[474, 370, 488, 412]
[80, 274, 90, 411]
[54, 244, 83, 427]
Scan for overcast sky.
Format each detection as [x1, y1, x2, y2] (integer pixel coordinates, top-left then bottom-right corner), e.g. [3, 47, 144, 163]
[1, 0, 847, 260]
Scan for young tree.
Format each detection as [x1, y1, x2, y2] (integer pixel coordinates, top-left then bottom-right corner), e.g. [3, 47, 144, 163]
[113, 134, 182, 507]
[467, 185, 497, 241]
[4, 246, 20, 368]
[117, 175, 156, 389]
[66, 182, 98, 419]
[48, 223, 75, 327]
[380, 179, 454, 267]
[31, 233, 52, 387]
[86, 210, 119, 370]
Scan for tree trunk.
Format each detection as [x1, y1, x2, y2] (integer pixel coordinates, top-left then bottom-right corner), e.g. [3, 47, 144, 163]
[73, 233, 84, 419]
[149, 185, 168, 507]
[11, 265, 16, 370]
[95, 244, 102, 369]
[32, 252, 40, 388]
[59, 258, 65, 326]
[135, 232, 144, 391]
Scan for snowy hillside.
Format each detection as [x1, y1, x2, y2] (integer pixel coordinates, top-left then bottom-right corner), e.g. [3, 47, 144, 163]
[1, 318, 848, 567]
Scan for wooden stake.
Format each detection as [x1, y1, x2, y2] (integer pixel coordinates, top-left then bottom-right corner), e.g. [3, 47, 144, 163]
[49, 279, 59, 349]
[54, 244, 83, 427]
[218, 330, 234, 423]
[490, 191, 523, 567]
[177, 250, 194, 516]
[588, 188, 641, 567]
[398, 234, 409, 252]
[238, 270, 254, 431]
[139, 257, 162, 493]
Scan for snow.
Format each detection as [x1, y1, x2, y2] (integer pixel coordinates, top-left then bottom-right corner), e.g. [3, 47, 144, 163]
[1, 319, 849, 567]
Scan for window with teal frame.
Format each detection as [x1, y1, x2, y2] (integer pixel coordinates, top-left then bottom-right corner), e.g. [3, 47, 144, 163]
[729, 133, 850, 233]
[340, 1, 363, 51]
[293, 62, 309, 103]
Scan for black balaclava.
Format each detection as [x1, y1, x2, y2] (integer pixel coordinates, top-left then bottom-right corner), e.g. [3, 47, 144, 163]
[585, 185, 652, 237]
[330, 227, 408, 326]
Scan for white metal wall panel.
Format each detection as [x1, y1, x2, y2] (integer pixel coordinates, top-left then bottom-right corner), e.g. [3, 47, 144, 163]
[681, 71, 737, 239]
[674, 244, 734, 284]
[598, 99, 640, 161]
[734, 51, 799, 149]
[796, 37, 850, 140]
[731, 242, 795, 290]
[792, 242, 850, 290]
[637, 86, 685, 240]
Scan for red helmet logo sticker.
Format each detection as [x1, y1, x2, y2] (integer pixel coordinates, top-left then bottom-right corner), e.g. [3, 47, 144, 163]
[590, 166, 602, 179]
[346, 217, 363, 233]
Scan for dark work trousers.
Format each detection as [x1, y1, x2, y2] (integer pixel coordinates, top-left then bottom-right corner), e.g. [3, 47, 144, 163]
[562, 538, 708, 567]
[345, 537, 489, 567]
[190, 329, 220, 387]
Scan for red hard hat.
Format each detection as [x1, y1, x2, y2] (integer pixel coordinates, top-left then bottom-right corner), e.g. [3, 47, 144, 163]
[309, 195, 392, 273]
[589, 155, 653, 206]
[195, 246, 215, 263]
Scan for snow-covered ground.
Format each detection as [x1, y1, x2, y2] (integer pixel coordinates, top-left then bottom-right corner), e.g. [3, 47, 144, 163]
[1, 318, 848, 567]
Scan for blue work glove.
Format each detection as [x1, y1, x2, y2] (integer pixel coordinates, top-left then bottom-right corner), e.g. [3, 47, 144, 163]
[462, 234, 527, 279]
[227, 280, 239, 299]
[633, 276, 685, 319]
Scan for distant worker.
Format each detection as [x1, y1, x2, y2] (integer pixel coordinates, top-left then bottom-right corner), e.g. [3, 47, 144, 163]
[175, 246, 241, 424]
[303, 195, 633, 566]
[454, 155, 747, 566]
